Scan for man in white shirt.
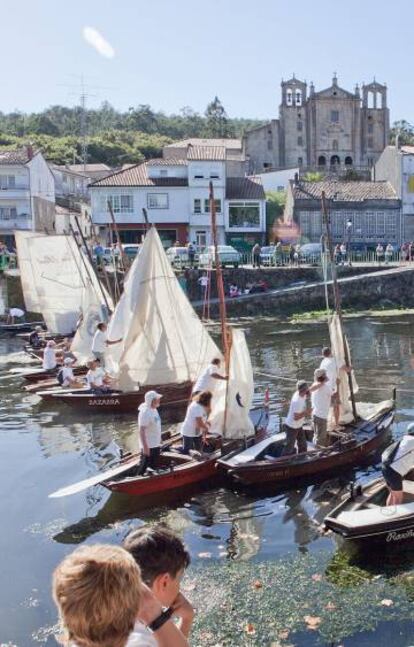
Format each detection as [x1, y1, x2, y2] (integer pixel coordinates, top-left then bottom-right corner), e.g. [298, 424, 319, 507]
[282, 380, 312, 455]
[58, 357, 83, 388]
[181, 391, 212, 454]
[137, 390, 163, 475]
[42, 340, 58, 371]
[382, 424, 414, 506]
[192, 357, 227, 395]
[320, 347, 351, 428]
[91, 322, 122, 368]
[85, 358, 111, 394]
[6, 307, 25, 324]
[310, 368, 332, 447]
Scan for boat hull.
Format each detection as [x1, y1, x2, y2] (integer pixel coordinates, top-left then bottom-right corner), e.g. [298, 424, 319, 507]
[218, 409, 394, 487]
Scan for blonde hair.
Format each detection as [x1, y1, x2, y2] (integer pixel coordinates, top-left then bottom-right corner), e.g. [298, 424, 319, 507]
[52, 544, 142, 647]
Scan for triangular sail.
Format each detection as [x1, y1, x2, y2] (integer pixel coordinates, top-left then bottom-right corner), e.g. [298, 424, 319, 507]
[107, 227, 220, 391]
[71, 281, 112, 364]
[14, 231, 43, 313]
[209, 328, 255, 439]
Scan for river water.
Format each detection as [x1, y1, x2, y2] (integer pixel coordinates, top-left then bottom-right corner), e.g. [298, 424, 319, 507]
[1, 314, 414, 646]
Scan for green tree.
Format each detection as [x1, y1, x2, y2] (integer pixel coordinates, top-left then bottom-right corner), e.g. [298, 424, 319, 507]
[204, 96, 234, 137]
[390, 120, 414, 146]
[266, 191, 286, 241]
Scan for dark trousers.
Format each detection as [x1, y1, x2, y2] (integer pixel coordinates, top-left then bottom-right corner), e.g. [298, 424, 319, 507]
[282, 424, 307, 455]
[138, 447, 161, 475]
[253, 254, 261, 268]
[182, 435, 202, 455]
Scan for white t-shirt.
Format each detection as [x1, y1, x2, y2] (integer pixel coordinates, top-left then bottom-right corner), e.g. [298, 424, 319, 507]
[193, 364, 217, 393]
[320, 356, 338, 394]
[61, 366, 74, 387]
[181, 401, 206, 437]
[9, 308, 25, 318]
[390, 436, 414, 478]
[311, 383, 332, 420]
[285, 391, 307, 429]
[86, 367, 105, 387]
[72, 621, 156, 647]
[43, 347, 57, 370]
[198, 276, 208, 287]
[138, 405, 162, 449]
[92, 329, 107, 353]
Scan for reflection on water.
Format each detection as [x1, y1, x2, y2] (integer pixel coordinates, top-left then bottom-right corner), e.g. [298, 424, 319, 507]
[1, 316, 414, 645]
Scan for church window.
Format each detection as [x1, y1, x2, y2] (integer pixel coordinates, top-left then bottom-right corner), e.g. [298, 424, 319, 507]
[345, 156, 353, 166]
[297, 136, 303, 146]
[332, 140, 339, 151]
[267, 129, 272, 135]
[330, 155, 340, 166]
[331, 110, 339, 123]
[368, 123, 374, 134]
[297, 121, 303, 131]
[298, 157, 303, 166]
[286, 89, 293, 106]
[318, 155, 326, 167]
[295, 90, 302, 106]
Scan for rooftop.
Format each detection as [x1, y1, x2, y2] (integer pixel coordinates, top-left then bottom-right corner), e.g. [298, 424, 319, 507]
[187, 145, 226, 161]
[146, 157, 188, 167]
[401, 146, 414, 155]
[165, 137, 242, 150]
[67, 163, 111, 173]
[90, 162, 188, 188]
[226, 176, 265, 200]
[0, 148, 36, 165]
[292, 180, 398, 202]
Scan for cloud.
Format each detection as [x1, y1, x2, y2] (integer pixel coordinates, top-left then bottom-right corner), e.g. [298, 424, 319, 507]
[82, 27, 115, 59]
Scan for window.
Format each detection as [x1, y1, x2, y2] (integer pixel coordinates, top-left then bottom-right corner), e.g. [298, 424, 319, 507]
[331, 110, 339, 123]
[297, 121, 303, 132]
[318, 155, 326, 167]
[376, 212, 385, 236]
[204, 199, 221, 213]
[297, 136, 303, 146]
[193, 199, 201, 214]
[366, 212, 376, 238]
[159, 169, 168, 177]
[108, 195, 134, 213]
[210, 173, 220, 179]
[367, 137, 373, 149]
[194, 173, 204, 179]
[196, 231, 207, 248]
[267, 140, 273, 150]
[228, 202, 260, 228]
[295, 90, 302, 106]
[332, 140, 339, 151]
[286, 89, 293, 106]
[330, 155, 340, 166]
[0, 175, 16, 189]
[147, 193, 168, 209]
[385, 214, 396, 238]
[345, 156, 353, 166]
[298, 157, 303, 166]
[0, 207, 17, 220]
[368, 123, 374, 134]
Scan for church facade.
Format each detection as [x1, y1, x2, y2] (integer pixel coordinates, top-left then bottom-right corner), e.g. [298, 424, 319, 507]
[244, 75, 389, 174]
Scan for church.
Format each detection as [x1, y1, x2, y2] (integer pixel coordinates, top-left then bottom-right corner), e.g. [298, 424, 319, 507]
[243, 75, 389, 174]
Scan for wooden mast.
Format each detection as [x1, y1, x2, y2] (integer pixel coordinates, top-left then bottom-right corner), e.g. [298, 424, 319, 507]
[321, 191, 357, 420]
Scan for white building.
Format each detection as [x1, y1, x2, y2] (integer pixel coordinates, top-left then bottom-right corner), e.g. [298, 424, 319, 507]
[254, 167, 299, 193]
[50, 164, 90, 200]
[90, 143, 266, 250]
[0, 148, 55, 247]
[375, 145, 414, 240]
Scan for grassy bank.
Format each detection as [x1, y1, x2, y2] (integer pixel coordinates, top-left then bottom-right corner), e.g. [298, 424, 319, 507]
[289, 305, 414, 325]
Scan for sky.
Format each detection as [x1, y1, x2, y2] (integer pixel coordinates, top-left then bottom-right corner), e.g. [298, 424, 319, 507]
[3, 0, 414, 123]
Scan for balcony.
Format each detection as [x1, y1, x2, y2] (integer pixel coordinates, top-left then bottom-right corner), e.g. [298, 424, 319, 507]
[0, 187, 30, 200]
[0, 214, 32, 230]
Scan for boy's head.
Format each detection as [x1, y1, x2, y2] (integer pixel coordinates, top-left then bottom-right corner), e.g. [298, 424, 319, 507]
[123, 524, 190, 608]
[53, 544, 141, 647]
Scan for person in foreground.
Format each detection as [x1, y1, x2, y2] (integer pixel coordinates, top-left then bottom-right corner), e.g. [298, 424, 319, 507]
[52, 544, 189, 647]
[138, 391, 163, 475]
[123, 524, 194, 638]
[381, 423, 414, 506]
[91, 322, 122, 368]
[282, 380, 312, 455]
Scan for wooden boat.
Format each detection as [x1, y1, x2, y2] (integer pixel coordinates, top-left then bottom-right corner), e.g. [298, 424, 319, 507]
[217, 405, 394, 487]
[324, 472, 414, 549]
[0, 321, 44, 335]
[22, 365, 86, 384]
[37, 380, 193, 415]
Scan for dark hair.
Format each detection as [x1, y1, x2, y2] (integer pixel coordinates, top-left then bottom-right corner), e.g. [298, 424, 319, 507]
[211, 358, 221, 366]
[97, 322, 106, 331]
[196, 390, 213, 407]
[122, 524, 190, 585]
[322, 347, 331, 357]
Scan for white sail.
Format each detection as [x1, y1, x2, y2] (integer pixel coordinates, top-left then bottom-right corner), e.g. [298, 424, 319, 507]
[328, 313, 359, 423]
[71, 281, 112, 364]
[209, 328, 255, 439]
[107, 226, 220, 390]
[14, 231, 43, 313]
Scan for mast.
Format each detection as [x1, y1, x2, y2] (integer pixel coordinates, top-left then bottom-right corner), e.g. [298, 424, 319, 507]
[107, 200, 128, 272]
[73, 216, 112, 314]
[321, 191, 357, 420]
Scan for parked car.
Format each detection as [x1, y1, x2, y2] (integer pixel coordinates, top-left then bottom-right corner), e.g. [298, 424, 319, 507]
[166, 246, 198, 267]
[198, 245, 241, 268]
[299, 243, 322, 265]
[260, 245, 276, 266]
[122, 244, 141, 261]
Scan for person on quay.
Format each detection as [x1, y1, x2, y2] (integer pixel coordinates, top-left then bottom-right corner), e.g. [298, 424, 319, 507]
[192, 357, 228, 395]
[310, 368, 332, 447]
[385, 243, 394, 265]
[381, 423, 414, 506]
[181, 390, 212, 455]
[376, 243, 384, 265]
[282, 380, 312, 456]
[57, 357, 83, 389]
[187, 241, 196, 268]
[319, 346, 351, 428]
[42, 340, 58, 371]
[85, 358, 113, 394]
[137, 390, 163, 476]
[252, 242, 261, 268]
[91, 322, 122, 368]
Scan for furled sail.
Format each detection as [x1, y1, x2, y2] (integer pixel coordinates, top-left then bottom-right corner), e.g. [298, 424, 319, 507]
[14, 231, 43, 313]
[328, 313, 359, 423]
[209, 328, 255, 439]
[106, 226, 220, 391]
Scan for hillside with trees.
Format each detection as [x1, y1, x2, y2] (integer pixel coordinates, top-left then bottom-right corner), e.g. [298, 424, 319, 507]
[0, 97, 264, 166]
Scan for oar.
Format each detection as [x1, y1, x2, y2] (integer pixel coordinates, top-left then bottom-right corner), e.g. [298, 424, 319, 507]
[49, 454, 139, 499]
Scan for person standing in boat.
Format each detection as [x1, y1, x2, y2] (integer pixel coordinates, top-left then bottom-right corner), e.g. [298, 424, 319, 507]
[137, 391, 163, 476]
[91, 322, 122, 368]
[381, 424, 414, 506]
[42, 340, 58, 371]
[192, 358, 228, 395]
[319, 347, 351, 428]
[310, 368, 332, 447]
[181, 390, 212, 454]
[282, 380, 312, 456]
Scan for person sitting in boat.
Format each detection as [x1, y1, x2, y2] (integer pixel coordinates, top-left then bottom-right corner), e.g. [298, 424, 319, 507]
[85, 358, 113, 394]
[310, 368, 332, 447]
[192, 358, 228, 395]
[57, 337, 77, 364]
[58, 358, 83, 389]
[181, 390, 212, 455]
[381, 424, 414, 506]
[52, 544, 190, 647]
[282, 380, 312, 456]
[123, 524, 194, 640]
[28, 325, 44, 350]
[6, 307, 25, 324]
[91, 322, 123, 368]
[42, 340, 58, 371]
[319, 347, 352, 428]
[137, 390, 163, 476]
